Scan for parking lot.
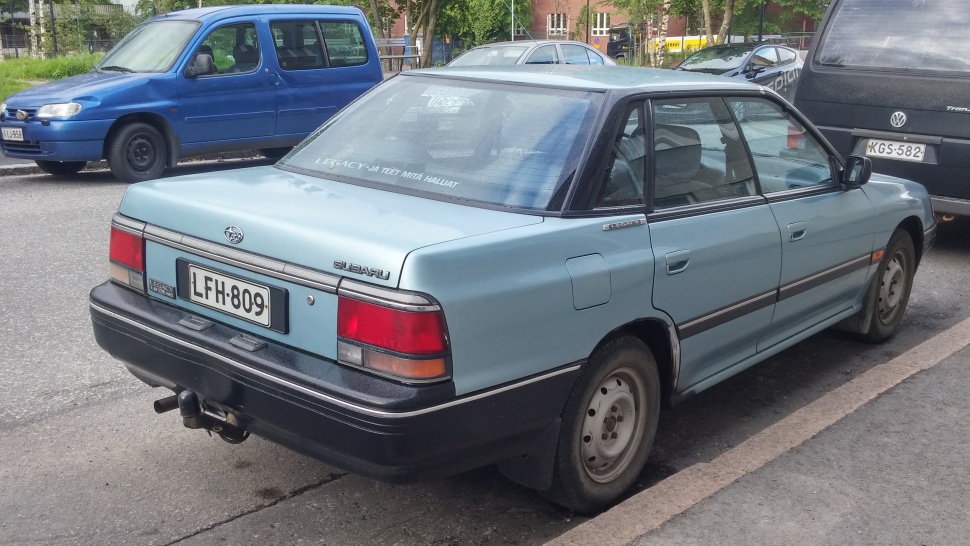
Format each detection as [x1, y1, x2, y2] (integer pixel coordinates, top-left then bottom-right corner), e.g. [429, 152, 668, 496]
[2, 160, 969, 544]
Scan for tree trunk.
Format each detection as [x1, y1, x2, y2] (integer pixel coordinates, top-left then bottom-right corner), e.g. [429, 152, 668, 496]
[368, 0, 387, 39]
[716, 0, 736, 45]
[29, 0, 42, 58]
[701, 0, 714, 45]
[656, 0, 670, 68]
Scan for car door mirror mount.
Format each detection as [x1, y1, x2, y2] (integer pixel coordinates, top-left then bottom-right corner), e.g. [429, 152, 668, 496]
[184, 53, 215, 79]
[842, 155, 872, 187]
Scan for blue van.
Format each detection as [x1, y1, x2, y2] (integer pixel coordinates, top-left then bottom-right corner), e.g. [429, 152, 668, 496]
[0, 5, 383, 181]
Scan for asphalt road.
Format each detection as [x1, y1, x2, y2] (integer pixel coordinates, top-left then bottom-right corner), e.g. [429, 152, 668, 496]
[1, 162, 969, 545]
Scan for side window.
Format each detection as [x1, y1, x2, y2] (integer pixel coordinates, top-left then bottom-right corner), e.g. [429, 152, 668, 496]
[652, 97, 755, 209]
[777, 47, 797, 66]
[320, 21, 368, 67]
[597, 103, 645, 207]
[728, 97, 834, 193]
[588, 50, 605, 65]
[750, 47, 778, 68]
[562, 44, 592, 65]
[270, 21, 325, 70]
[197, 23, 260, 75]
[526, 45, 559, 64]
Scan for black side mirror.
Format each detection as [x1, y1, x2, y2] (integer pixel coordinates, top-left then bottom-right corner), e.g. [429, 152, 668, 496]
[843, 155, 872, 186]
[184, 53, 214, 78]
[744, 64, 767, 77]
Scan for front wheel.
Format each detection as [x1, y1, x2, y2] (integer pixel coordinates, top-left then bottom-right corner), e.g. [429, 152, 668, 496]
[543, 336, 661, 513]
[35, 160, 86, 176]
[107, 122, 167, 182]
[861, 229, 915, 342]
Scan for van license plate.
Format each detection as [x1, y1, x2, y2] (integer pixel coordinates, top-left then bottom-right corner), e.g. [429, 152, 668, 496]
[1, 127, 24, 141]
[188, 264, 272, 326]
[865, 139, 925, 162]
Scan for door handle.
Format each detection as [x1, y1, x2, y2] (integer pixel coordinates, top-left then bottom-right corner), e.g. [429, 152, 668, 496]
[269, 72, 280, 86]
[665, 250, 691, 275]
[788, 222, 807, 242]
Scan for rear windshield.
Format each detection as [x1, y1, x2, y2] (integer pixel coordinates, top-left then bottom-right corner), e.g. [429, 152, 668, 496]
[817, 0, 970, 73]
[280, 75, 600, 211]
[449, 46, 528, 66]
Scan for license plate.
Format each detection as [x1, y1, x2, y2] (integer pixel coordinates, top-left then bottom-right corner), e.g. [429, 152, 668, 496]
[865, 138, 925, 162]
[187, 264, 272, 326]
[1, 127, 24, 142]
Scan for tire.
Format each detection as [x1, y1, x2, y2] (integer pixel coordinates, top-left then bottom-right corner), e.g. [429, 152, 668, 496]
[35, 160, 86, 176]
[861, 229, 915, 343]
[260, 147, 292, 159]
[107, 122, 167, 182]
[543, 336, 661, 513]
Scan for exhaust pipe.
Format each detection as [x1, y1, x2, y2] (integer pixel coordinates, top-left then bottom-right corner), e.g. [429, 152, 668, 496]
[175, 389, 250, 444]
[153, 394, 179, 414]
[936, 213, 957, 223]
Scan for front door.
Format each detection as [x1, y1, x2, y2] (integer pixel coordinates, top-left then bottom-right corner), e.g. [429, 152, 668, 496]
[177, 21, 276, 145]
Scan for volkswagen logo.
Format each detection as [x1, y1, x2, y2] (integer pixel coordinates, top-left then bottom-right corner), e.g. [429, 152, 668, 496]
[890, 111, 907, 128]
[224, 226, 244, 244]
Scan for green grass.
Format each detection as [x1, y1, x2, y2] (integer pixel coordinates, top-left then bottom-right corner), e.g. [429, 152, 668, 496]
[0, 53, 103, 101]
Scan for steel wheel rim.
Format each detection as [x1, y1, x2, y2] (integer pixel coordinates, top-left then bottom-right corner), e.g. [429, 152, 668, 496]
[127, 135, 156, 172]
[877, 250, 907, 324]
[580, 367, 647, 483]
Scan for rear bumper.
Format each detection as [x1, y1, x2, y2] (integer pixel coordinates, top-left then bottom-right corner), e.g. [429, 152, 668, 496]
[89, 281, 578, 482]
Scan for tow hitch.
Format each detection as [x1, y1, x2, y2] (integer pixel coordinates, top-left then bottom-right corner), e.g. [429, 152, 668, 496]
[153, 391, 250, 444]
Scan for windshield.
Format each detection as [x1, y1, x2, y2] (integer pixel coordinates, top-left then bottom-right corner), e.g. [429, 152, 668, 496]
[818, 0, 970, 73]
[280, 76, 601, 211]
[678, 46, 751, 73]
[449, 46, 529, 66]
[97, 20, 199, 73]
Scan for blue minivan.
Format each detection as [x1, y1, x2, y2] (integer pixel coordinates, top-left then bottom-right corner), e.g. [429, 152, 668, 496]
[0, 5, 383, 181]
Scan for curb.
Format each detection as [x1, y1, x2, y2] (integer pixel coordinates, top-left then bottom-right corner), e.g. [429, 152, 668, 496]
[0, 151, 267, 177]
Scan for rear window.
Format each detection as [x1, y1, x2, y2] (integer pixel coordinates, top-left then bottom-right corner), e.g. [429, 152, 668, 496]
[280, 76, 601, 211]
[817, 0, 970, 73]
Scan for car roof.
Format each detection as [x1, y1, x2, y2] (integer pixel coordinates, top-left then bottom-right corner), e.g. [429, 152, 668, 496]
[470, 40, 597, 49]
[149, 4, 363, 23]
[701, 42, 797, 53]
[403, 65, 765, 94]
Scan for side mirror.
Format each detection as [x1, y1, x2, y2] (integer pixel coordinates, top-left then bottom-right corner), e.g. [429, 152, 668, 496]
[842, 155, 872, 186]
[184, 53, 214, 78]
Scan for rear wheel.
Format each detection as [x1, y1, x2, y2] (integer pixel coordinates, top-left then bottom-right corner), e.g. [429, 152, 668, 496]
[861, 229, 915, 342]
[35, 160, 86, 176]
[543, 336, 660, 513]
[107, 122, 167, 182]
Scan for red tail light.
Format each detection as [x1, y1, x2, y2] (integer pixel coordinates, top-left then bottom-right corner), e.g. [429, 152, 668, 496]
[337, 296, 450, 381]
[109, 226, 145, 292]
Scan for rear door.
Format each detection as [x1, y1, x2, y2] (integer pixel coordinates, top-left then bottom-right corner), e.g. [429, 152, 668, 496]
[178, 20, 277, 144]
[646, 96, 782, 390]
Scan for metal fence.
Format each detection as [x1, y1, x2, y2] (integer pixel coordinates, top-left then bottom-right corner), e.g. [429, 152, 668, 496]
[1, 4, 146, 58]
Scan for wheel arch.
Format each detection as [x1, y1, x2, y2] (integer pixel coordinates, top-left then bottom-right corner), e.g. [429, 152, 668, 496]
[103, 113, 179, 167]
[594, 317, 679, 408]
[896, 215, 925, 267]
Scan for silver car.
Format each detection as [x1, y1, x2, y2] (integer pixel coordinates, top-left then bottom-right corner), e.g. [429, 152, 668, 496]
[449, 39, 616, 66]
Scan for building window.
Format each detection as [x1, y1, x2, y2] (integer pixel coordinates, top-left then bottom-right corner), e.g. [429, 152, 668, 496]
[547, 13, 568, 37]
[592, 13, 610, 36]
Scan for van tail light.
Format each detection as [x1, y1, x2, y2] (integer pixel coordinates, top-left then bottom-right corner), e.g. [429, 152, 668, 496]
[337, 295, 450, 381]
[109, 225, 146, 292]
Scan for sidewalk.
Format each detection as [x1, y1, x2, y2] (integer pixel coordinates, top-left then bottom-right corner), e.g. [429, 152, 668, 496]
[554, 317, 970, 545]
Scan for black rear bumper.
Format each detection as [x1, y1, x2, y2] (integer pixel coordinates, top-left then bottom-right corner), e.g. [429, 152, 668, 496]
[89, 281, 579, 483]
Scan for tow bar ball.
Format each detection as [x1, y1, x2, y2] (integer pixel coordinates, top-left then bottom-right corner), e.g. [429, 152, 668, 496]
[153, 391, 250, 444]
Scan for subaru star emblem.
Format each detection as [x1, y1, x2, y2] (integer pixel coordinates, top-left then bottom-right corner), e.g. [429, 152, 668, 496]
[890, 111, 907, 128]
[224, 226, 244, 244]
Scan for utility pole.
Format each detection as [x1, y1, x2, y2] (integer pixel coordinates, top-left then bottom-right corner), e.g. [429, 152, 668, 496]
[511, 0, 514, 41]
[757, 0, 766, 42]
[585, 0, 589, 43]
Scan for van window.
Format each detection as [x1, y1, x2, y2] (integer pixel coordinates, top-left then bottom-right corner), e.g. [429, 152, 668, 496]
[321, 21, 369, 67]
[198, 23, 260, 75]
[271, 21, 325, 70]
[817, 0, 970, 73]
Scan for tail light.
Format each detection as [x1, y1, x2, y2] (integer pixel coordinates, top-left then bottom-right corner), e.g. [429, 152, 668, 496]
[109, 225, 146, 292]
[337, 295, 450, 382]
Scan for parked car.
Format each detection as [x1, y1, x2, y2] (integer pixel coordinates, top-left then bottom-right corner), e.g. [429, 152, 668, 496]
[448, 39, 615, 67]
[0, 5, 383, 182]
[90, 65, 935, 512]
[676, 42, 802, 99]
[794, 0, 970, 218]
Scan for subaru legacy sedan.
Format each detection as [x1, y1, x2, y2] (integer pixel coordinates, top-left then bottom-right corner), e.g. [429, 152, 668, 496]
[90, 66, 935, 512]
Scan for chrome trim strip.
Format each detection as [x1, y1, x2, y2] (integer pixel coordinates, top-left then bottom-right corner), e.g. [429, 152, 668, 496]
[679, 290, 777, 339]
[111, 214, 146, 236]
[778, 254, 870, 301]
[338, 279, 441, 312]
[140, 223, 341, 294]
[91, 301, 580, 419]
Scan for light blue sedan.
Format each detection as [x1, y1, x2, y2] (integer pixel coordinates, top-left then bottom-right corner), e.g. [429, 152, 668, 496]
[89, 66, 936, 513]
